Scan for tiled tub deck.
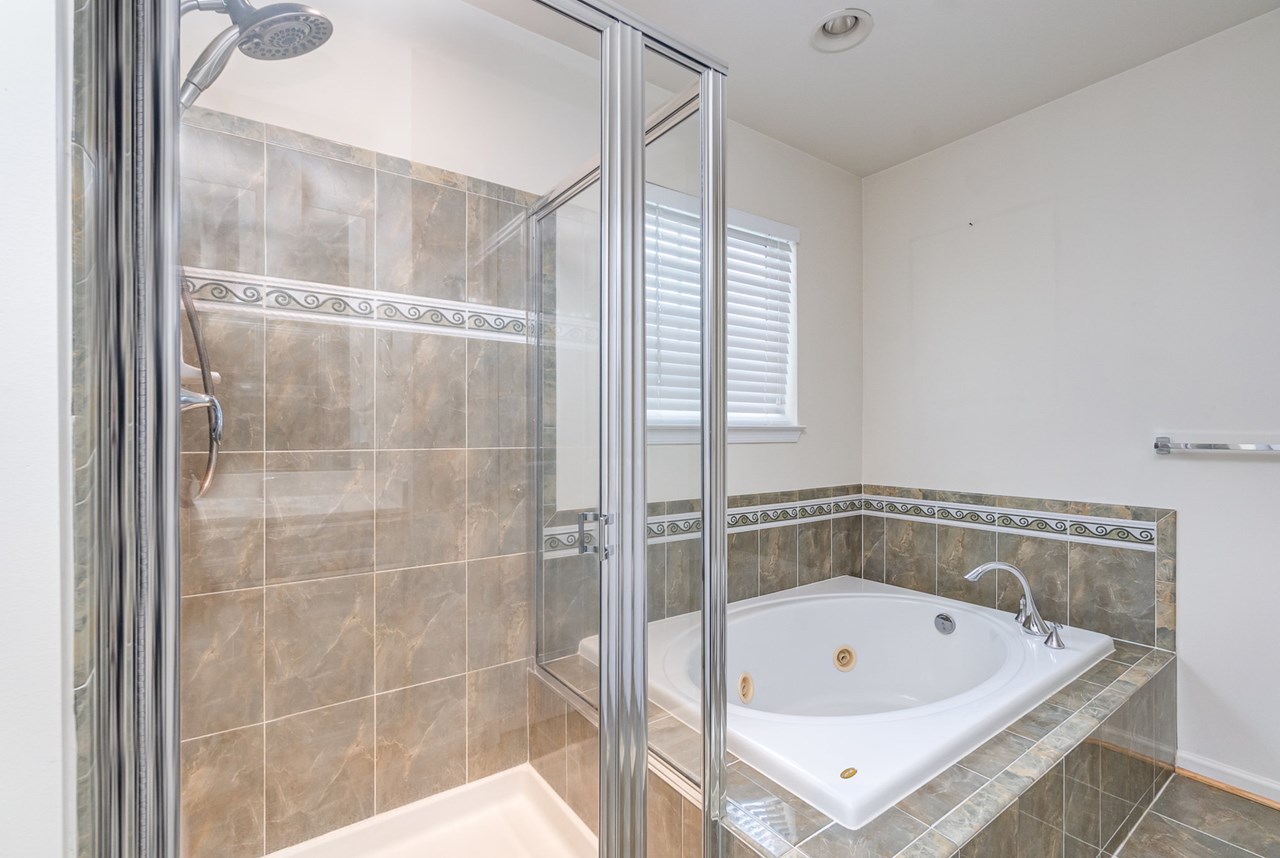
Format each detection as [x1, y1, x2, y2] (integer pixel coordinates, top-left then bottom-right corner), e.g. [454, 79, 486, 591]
[538, 641, 1176, 858]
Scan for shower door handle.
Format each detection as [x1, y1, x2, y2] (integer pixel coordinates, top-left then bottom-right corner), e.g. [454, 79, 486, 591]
[578, 511, 613, 559]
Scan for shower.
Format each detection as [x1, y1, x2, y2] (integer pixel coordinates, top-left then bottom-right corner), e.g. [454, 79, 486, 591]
[179, 0, 333, 109]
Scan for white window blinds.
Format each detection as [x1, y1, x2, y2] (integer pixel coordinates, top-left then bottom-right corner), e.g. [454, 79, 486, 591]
[645, 186, 799, 429]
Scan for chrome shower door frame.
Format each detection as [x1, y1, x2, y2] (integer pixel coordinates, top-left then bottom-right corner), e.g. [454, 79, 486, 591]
[86, 0, 726, 856]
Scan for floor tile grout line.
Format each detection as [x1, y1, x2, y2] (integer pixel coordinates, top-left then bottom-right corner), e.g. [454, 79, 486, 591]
[1146, 808, 1270, 858]
[1109, 775, 1174, 857]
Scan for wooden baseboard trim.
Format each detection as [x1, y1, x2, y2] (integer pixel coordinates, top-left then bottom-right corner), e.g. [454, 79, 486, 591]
[1176, 767, 1280, 812]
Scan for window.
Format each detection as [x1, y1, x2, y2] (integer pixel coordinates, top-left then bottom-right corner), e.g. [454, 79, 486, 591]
[645, 186, 801, 443]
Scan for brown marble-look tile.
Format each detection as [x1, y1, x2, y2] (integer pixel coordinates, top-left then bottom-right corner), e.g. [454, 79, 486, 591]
[649, 541, 669, 622]
[374, 171, 466, 300]
[265, 124, 376, 167]
[799, 520, 833, 586]
[529, 672, 568, 798]
[936, 779, 1020, 847]
[831, 515, 862, 577]
[1152, 663, 1177, 786]
[937, 525, 997, 606]
[759, 525, 799, 595]
[566, 709, 600, 835]
[374, 676, 466, 812]
[466, 447, 531, 559]
[1020, 761, 1064, 829]
[667, 537, 704, 616]
[862, 515, 886, 581]
[375, 563, 465, 691]
[180, 124, 265, 275]
[896, 829, 961, 858]
[728, 764, 833, 846]
[374, 329, 466, 450]
[180, 308, 265, 453]
[650, 774, 686, 858]
[958, 730, 1035, 779]
[956, 801, 1017, 858]
[1064, 742, 1102, 848]
[683, 796, 704, 858]
[1153, 776, 1280, 857]
[1068, 542, 1156, 646]
[1122, 812, 1258, 858]
[264, 319, 374, 451]
[885, 517, 937, 594]
[467, 553, 532, 670]
[467, 660, 528, 781]
[468, 193, 528, 310]
[1080, 658, 1128, 688]
[264, 574, 374, 718]
[264, 145, 375, 288]
[798, 809, 927, 857]
[264, 450, 375, 584]
[376, 450, 467, 571]
[467, 338, 528, 449]
[265, 698, 375, 852]
[1017, 806, 1064, 856]
[997, 534, 1068, 625]
[540, 553, 599, 658]
[729, 530, 760, 602]
[897, 764, 988, 826]
[181, 452, 265, 596]
[180, 590, 264, 739]
[181, 726, 265, 858]
[1008, 701, 1074, 741]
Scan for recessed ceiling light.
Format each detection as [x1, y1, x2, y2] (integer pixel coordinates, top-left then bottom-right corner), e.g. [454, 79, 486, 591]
[811, 8, 873, 53]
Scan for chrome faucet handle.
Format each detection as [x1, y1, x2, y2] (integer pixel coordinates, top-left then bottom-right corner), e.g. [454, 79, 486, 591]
[1044, 623, 1065, 650]
[1015, 596, 1027, 625]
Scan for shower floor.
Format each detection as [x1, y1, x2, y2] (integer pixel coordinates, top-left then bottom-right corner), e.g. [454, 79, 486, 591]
[267, 765, 596, 858]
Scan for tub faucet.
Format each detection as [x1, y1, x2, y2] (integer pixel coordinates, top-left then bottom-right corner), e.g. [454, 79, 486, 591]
[965, 562, 1064, 648]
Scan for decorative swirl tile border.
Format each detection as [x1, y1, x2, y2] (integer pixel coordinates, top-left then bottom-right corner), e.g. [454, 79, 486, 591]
[184, 268, 528, 342]
[543, 492, 1155, 554]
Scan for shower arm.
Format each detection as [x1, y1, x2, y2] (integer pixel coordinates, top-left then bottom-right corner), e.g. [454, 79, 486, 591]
[179, 0, 229, 16]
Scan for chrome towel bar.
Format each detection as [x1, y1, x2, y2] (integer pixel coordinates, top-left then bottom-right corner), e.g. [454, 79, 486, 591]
[1154, 436, 1280, 455]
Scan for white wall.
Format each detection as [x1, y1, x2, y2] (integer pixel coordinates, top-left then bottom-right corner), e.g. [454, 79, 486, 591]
[0, 1, 70, 854]
[862, 9, 1280, 800]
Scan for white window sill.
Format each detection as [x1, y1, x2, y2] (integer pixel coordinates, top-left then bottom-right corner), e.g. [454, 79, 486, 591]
[647, 424, 805, 445]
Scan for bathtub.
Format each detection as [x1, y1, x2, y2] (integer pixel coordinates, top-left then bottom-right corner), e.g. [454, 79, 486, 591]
[582, 576, 1113, 829]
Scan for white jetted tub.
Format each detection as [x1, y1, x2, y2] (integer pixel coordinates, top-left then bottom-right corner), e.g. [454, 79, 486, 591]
[583, 576, 1113, 829]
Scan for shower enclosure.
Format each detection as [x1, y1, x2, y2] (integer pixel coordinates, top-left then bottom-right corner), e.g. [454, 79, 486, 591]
[66, 0, 726, 856]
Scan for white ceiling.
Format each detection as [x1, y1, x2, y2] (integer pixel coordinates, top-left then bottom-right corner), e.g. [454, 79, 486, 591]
[618, 0, 1280, 175]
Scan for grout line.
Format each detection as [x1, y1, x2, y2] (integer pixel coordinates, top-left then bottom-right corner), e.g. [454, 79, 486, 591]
[1146, 809, 1269, 858]
[1110, 776, 1175, 857]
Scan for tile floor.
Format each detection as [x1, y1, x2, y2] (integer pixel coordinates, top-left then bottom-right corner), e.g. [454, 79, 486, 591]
[1119, 776, 1280, 858]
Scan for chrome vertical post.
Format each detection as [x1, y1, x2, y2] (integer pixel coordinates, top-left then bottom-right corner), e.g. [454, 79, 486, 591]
[699, 67, 728, 858]
[599, 20, 648, 858]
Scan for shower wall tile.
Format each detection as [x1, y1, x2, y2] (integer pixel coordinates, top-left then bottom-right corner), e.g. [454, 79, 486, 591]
[374, 450, 467, 571]
[467, 193, 528, 310]
[466, 553, 533, 670]
[466, 338, 529, 449]
[728, 530, 760, 603]
[374, 171, 467, 300]
[263, 318, 374, 451]
[180, 452, 265, 596]
[264, 450, 375, 584]
[374, 329, 466, 450]
[862, 514, 886, 581]
[466, 447, 531, 559]
[831, 514, 861, 577]
[566, 708, 601, 836]
[1068, 542, 1156, 646]
[181, 306, 265, 454]
[264, 574, 375, 719]
[181, 726, 265, 858]
[529, 672, 568, 798]
[648, 541, 669, 622]
[180, 113, 538, 856]
[180, 590, 264, 739]
[264, 145, 375, 288]
[540, 553, 599, 658]
[374, 676, 467, 812]
[374, 563, 466, 691]
[265, 698, 375, 852]
[466, 660, 529, 781]
[666, 536, 704, 615]
[180, 125, 265, 275]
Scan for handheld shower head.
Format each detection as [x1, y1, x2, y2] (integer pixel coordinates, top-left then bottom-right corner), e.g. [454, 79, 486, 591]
[180, 0, 332, 110]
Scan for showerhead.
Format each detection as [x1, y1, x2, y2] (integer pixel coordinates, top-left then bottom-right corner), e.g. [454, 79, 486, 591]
[180, 0, 332, 110]
[228, 2, 333, 61]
